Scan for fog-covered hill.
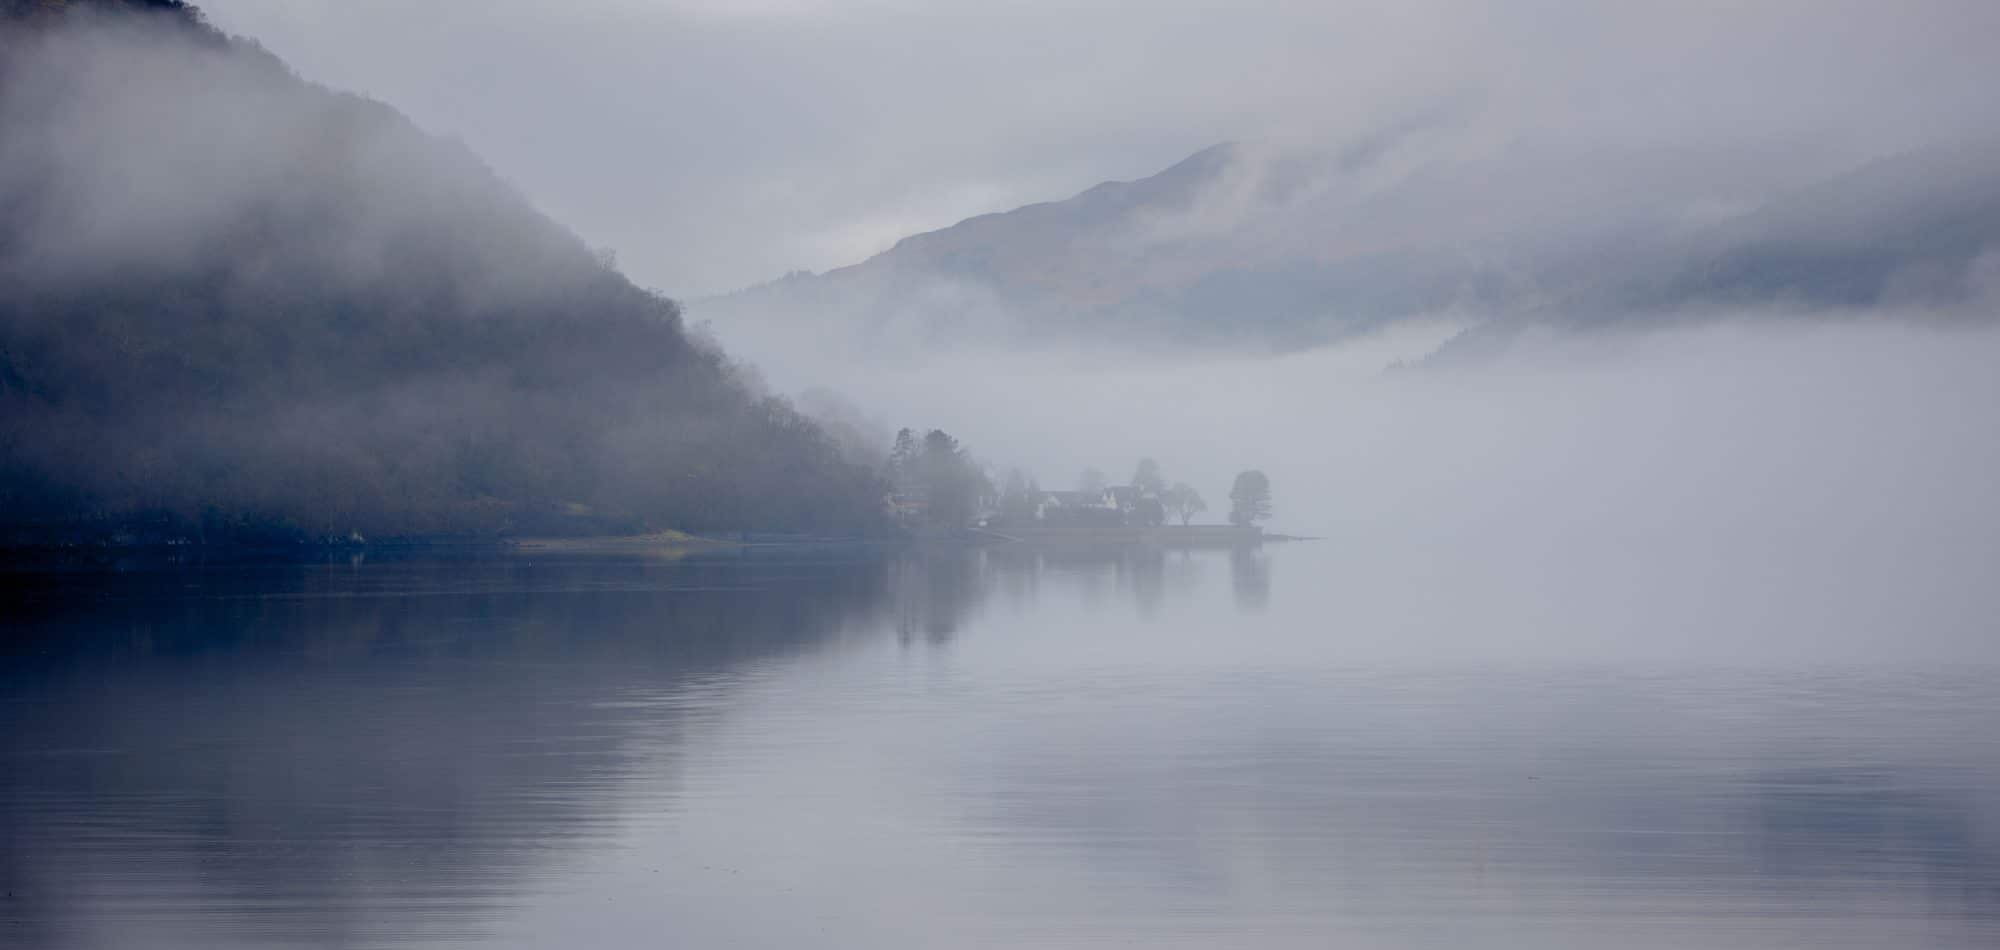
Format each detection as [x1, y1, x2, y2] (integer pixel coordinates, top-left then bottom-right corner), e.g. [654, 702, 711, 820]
[1594, 142, 2000, 314]
[0, 0, 884, 544]
[701, 135, 2000, 355]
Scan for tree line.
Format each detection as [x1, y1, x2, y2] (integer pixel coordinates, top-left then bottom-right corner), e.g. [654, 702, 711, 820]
[880, 432, 1272, 534]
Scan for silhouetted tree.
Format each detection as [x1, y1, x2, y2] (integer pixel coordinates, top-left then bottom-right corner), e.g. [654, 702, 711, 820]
[1133, 496, 1166, 528]
[918, 430, 978, 528]
[1228, 470, 1272, 527]
[887, 429, 919, 494]
[1131, 458, 1165, 496]
[1077, 468, 1108, 495]
[1163, 483, 1207, 526]
[999, 469, 1041, 523]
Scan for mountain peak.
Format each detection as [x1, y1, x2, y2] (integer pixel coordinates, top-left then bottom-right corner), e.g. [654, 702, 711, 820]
[865, 142, 1240, 270]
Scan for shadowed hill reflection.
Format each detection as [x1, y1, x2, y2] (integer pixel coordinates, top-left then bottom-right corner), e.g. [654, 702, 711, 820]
[0, 550, 910, 948]
[17, 545, 2000, 947]
[0, 543, 1226, 947]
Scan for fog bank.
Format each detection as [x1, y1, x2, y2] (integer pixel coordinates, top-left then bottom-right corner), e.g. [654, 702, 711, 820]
[714, 315, 2000, 648]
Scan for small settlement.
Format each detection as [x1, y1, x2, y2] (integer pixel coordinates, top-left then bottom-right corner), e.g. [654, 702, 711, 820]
[882, 430, 1272, 544]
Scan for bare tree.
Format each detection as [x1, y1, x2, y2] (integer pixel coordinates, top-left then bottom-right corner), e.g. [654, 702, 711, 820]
[1163, 483, 1207, 526]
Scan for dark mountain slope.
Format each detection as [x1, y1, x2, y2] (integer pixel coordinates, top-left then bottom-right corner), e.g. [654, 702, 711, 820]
[0, 1, 884, 544]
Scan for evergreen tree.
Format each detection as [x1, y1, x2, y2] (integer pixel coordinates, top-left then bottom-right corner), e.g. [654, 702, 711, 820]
[1228, 470, 1272, 527]
[887, 429, 919, 494]
[919, 430, 976, 527]
[999, 469, 1041, 523]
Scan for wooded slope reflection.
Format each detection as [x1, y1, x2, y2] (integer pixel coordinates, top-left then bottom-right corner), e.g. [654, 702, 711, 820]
[6, 546, 1999, 949]
[0, 546, 1191, 947]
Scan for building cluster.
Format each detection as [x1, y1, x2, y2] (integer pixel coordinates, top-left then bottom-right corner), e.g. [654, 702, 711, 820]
[1021, 485, 1158, 525]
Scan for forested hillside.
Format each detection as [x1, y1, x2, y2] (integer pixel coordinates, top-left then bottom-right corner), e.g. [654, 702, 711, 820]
[0, 0, 885, 544]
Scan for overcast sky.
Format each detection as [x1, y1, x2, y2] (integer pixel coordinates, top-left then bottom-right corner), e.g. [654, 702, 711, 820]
[196, 0, 2000, 298]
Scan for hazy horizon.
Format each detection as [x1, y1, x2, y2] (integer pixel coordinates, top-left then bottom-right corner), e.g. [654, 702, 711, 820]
[8, 4, 2000, 949]
[198, 0, 2000, 297]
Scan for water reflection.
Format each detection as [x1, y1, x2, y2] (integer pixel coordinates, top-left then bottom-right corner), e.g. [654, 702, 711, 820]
[958, 669, 2000, 944]
[892, 548, 979, 644]
[1, 550, 903, 948]
[4, 545, 1999, 948]
[1229, 545, 1270, 609]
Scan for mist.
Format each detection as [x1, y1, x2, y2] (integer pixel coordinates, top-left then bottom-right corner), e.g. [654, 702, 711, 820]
[11, 4, 2000, 948]
[705, 310, 2000, 661]
[194, 0, 2000, 298]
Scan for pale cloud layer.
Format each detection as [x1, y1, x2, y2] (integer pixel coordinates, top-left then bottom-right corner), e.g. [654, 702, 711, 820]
[197, 0, 2000, 296]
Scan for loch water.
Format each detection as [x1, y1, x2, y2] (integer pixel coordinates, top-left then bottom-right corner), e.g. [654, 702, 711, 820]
[4, 543, 1998, 948]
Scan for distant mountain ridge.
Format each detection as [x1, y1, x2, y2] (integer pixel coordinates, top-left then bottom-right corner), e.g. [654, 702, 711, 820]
[703, 137, 2000, 354]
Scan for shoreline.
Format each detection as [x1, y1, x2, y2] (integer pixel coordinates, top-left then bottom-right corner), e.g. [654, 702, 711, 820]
[0, 526, 1314, 567]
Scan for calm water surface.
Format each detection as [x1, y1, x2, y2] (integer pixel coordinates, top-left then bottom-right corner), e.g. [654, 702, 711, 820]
[4, 544, 1998, 948]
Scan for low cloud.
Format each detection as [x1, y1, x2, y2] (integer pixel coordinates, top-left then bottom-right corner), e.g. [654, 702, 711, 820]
[195, 0, 2000, 296]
